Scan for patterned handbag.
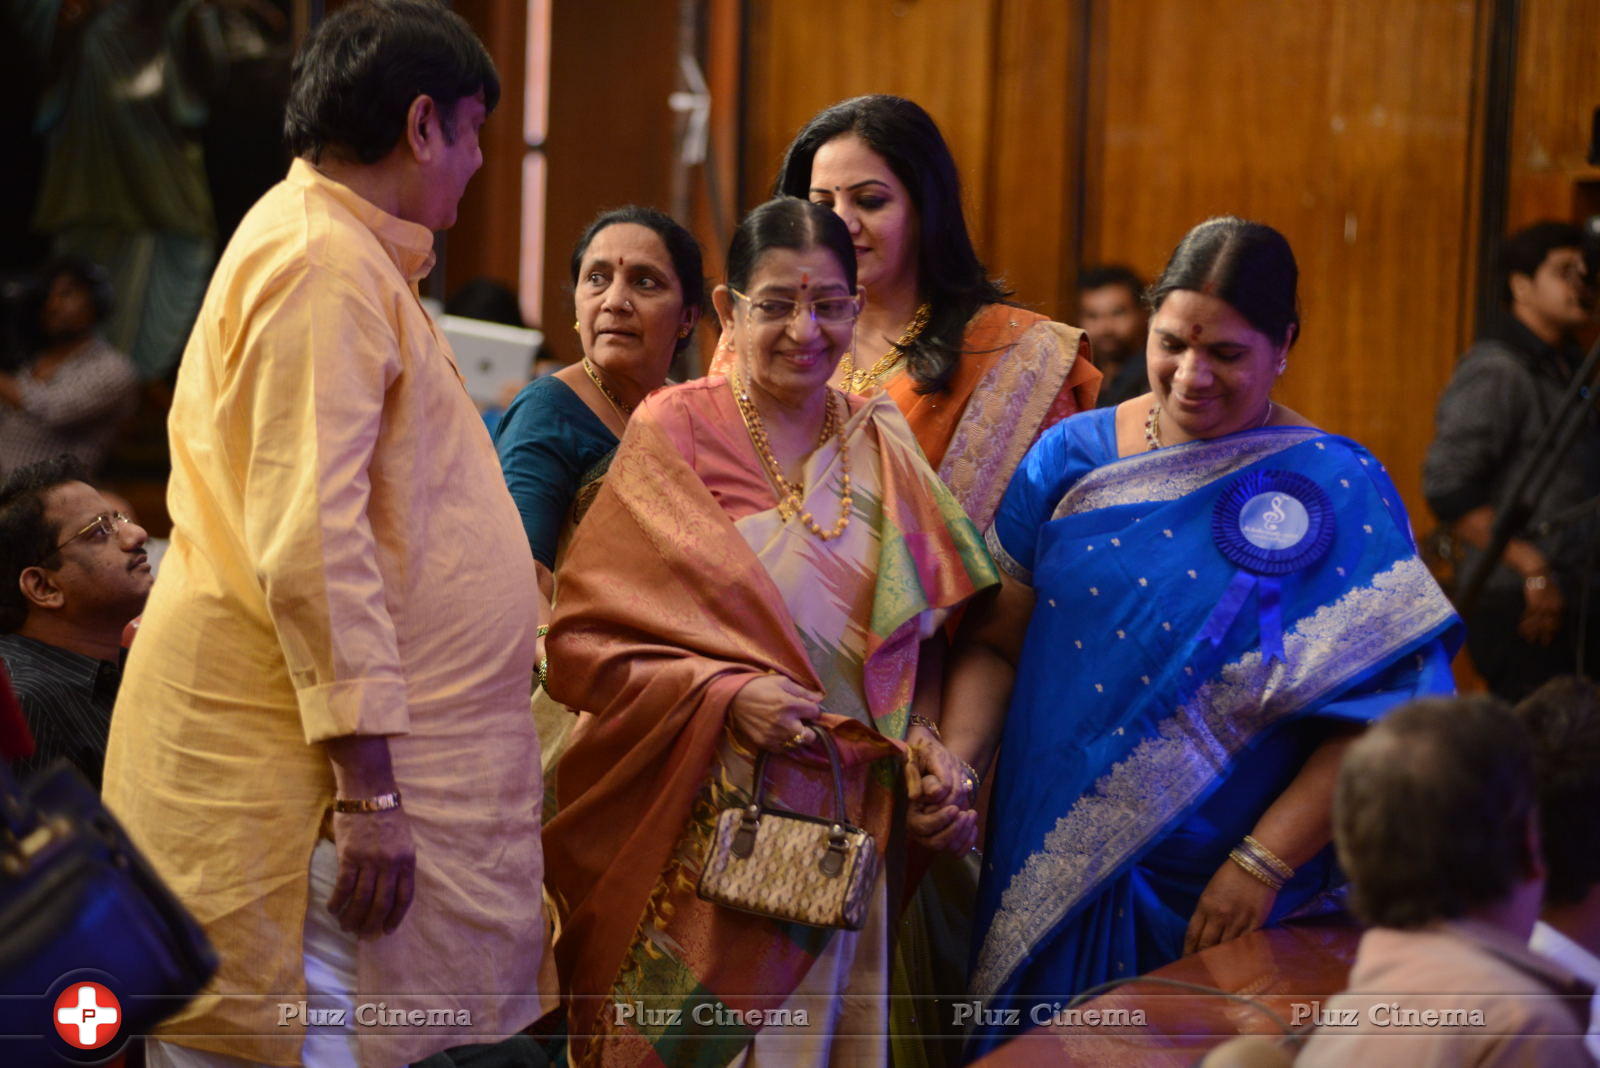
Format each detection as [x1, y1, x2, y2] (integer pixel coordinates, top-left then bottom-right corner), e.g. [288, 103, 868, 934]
[697, 727, 880, 930]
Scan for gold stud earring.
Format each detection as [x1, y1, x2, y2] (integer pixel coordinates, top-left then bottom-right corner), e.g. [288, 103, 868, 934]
[573, 320, 581, 333]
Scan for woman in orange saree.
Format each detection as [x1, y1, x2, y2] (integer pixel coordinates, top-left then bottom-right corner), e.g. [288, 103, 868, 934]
[542, 198, 997, 1066]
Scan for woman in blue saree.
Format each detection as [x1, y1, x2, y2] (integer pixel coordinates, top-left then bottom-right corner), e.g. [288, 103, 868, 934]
[932, 217, 1463, 1055]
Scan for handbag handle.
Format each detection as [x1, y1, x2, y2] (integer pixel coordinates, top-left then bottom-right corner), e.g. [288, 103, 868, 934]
[748, 726, 847, 824]
[734, 727, 856, 877]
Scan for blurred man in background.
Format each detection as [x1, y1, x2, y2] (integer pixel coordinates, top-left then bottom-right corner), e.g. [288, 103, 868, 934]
[1077, 264, 1149, 408]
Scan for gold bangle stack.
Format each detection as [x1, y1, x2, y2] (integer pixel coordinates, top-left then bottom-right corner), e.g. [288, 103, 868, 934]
[908, 713, 943, 740]
[1229, 834, 1295, 891]
[1243, 835, 1295, 881]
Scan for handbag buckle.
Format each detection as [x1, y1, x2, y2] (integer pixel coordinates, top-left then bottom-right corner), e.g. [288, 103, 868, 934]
[732, 805, 760, 858]
[819, 824, 848, 878]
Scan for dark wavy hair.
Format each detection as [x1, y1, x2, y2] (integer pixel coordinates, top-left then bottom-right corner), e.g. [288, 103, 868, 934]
[1148, 217, 1300, 349]
[283, 0, 500, 164]
[772, 95, 1008, 394]
[0, 456, 88, 632]
[24, 256, 115, 350]
[725, 197, 857, 297]
[1336, 696, 1539, 929]
[1499, 220, 1584, 304]
[1077, 264, 1146, 302]
[1514, 676, 1600, 908]
[569, 206, 707, 355]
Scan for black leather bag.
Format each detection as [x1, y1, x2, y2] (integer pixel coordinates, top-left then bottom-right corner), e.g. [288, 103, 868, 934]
[0, 757, 219, 1055]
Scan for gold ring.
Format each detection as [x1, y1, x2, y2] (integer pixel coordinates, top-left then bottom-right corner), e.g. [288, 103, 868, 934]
[786, 728, 808, 749]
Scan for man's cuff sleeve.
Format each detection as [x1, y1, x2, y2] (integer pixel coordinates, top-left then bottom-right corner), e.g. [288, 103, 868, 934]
[297, 678, 410, 743]
[1425, 484, 1490, 524]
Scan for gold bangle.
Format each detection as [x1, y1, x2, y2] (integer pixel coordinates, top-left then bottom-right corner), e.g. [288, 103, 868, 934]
[537, 657, 549, 690]
[1229, 847, 1285, 891]
[537, 624, 550, 637]
[332, 791, 402, 814]
[1242, 834, 1296, 881]
[908, 713, 943, 740]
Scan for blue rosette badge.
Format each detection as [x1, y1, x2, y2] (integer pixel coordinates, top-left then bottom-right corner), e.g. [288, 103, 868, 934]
[1201, 470, 1334, 664]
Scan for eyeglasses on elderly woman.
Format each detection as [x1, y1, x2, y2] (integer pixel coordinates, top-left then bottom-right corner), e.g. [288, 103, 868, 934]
[728, 287, 861, 326]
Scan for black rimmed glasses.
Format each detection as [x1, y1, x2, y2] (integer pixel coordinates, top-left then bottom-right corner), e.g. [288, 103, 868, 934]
[729, 287, 861, 326]
[44, 511, 130, 560]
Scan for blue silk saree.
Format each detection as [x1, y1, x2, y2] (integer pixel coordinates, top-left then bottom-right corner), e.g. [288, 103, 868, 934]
[967, 410, 1461, 1054]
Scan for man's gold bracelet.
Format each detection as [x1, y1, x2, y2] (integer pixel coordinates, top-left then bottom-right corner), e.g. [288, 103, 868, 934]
[331, 791, 402, 814]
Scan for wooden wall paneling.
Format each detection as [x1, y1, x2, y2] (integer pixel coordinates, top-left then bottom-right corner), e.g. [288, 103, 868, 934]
[1507, 0, 1600, 230]
[696, 0, 744, 280]
[680, 0, 743, 374]
[740, 1, 1013, 292]
[984, 0, 1082, 319]
[440, 0, 526, 303]
[743, 0, 1001, 215]
[1085, 0, 1481, 522]
[539, 0, 681, 359]
[1456, 0, 1493, 347]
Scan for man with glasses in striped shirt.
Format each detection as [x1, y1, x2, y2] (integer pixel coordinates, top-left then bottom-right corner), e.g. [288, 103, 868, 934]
[0, 454, 150, 789]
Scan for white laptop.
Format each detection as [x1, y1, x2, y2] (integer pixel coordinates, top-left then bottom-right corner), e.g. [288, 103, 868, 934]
[439, 314, 541, 408]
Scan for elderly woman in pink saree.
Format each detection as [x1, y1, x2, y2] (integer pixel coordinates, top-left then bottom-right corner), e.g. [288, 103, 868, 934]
[542, 198, 997, 1066]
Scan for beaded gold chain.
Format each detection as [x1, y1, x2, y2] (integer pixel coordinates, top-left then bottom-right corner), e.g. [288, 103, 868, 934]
[838, 302, 933, 393]
[730, 367, 853, 540]
[582, 357, 634, 418]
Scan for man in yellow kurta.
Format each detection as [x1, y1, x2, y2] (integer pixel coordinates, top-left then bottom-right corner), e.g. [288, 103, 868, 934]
[102, 4, 543, 1066]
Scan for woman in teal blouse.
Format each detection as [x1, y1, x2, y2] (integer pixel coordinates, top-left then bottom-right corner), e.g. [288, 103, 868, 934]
[495, 206, 704, 577]
[495, 207, 703, 794]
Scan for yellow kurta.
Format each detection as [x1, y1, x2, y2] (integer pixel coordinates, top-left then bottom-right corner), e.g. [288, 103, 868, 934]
[103, 160, 544, 1068]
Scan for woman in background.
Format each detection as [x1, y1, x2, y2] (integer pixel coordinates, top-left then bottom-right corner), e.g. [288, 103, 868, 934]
[496, 206, 703, 599]
[494, 207, 702, 780]
[0, 257, 136, 476]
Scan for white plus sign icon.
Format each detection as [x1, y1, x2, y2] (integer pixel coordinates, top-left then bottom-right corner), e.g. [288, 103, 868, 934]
[53, 981, 122, 1049]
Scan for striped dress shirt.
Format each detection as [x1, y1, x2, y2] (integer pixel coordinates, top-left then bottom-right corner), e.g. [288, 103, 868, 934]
[0, 632, 119, 790]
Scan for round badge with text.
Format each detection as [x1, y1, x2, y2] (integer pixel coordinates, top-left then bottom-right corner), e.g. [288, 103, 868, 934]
[1211, 470, 1333, 575]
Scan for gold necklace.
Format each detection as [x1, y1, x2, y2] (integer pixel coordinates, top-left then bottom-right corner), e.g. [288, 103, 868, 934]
[1146, 400, 1275, 450]
[839, 302, 933, 393]
[730, 367, 853, 540]
[582, 357, 634, 419]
